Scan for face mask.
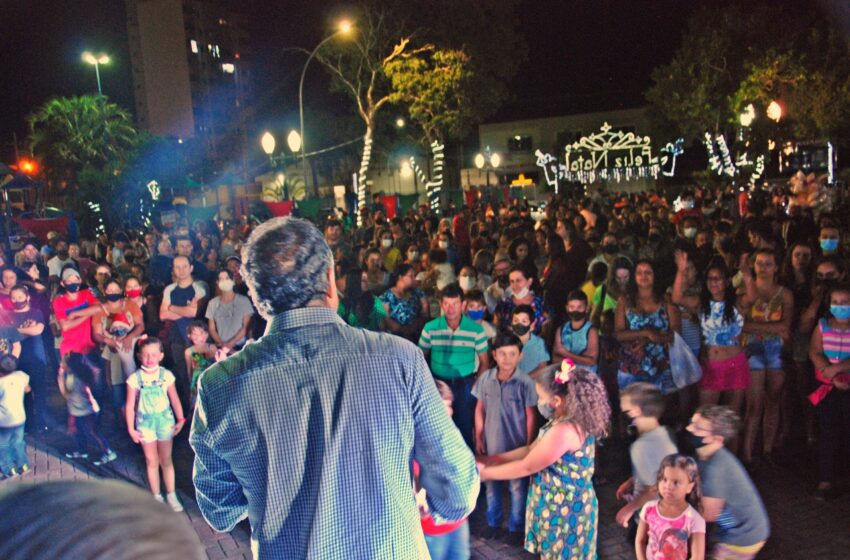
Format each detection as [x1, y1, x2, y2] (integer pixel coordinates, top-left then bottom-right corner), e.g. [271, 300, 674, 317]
[467, 309, 485, 321]
[459, 276, 476, 291]
[684, 430, 708, 451]
[537, 400, 555, 419]
[125, 288, 143, 299]
[568, 311, 586, 322]
[65, 283, 81, 293]
[57, 251, 69, 260]
[438, 241, 449, 250]
[408, 251, 419, 261]
[218, 279, 235, 293]
[141, 364, 159, 373]
[718, 238, 735, 253]
[512, 323, 531, 336]
[831, 305, 850, 321]
[602, 244, 618, 255]
[12, 301, 27, 310]
[623, 413, 638, 438]
[381, 238, 392, 249]
[496, 274, 509, 287]
[105, 293, 122, 302]
[111, 328, 129, 338]
[514, 286, 530, 299]
[683, 227, 697, 239]
[820, 239, 839, 253]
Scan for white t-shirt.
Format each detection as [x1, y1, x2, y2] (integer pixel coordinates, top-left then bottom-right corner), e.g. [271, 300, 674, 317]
[0, 371, 30, 427]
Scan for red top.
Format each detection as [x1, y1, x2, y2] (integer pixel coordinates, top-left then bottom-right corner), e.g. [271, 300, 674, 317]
[412, 461, 468, 536]
[52, 289, 98, 356]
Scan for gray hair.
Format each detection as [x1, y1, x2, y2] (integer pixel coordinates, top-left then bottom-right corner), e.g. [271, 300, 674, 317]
[241, 217, 333, 317]
[697, 404, 741, 442]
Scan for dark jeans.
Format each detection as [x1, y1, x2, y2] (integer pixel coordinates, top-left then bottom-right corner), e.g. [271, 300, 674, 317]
[436, 375, 476, 449]
[74, 414, 110, 455]
[20, 359, 49, 429]
[485, 478, 528, 532]
[816, 388, 850, 483]
[169, 337, 190, 413]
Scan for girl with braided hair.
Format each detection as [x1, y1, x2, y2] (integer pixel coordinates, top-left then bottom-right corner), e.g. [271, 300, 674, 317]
[477, 359, 611, 559]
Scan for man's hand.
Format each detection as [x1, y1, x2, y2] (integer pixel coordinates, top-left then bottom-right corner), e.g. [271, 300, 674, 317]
[615, 478, 633, 501]
[616, 503, 635, 528]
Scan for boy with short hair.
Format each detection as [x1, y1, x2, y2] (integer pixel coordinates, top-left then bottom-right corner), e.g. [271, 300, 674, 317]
[472, 333, 538, 544]
[0, 355, 31, 478]
[463, 289, 496, 339]
[553, 290, 599, 372]
[615, 382, 678, 539]
[415, 379, 471, 559]
[511, 305, 549, 378]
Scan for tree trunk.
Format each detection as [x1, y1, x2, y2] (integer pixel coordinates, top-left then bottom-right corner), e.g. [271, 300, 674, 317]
[410, 140, 445, 215]
[356, 125, 373, 226]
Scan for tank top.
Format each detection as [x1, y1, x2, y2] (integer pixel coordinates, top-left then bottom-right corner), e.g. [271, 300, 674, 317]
[819, 318, 850, 364]
[560, 320, 592, 355]
[699, 300, 744, 347]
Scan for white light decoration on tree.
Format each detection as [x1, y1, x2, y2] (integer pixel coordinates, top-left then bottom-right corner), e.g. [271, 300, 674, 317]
[146, 180, 161, 201]
[704, 133, 736, 177]
[357, 136, 372, 226]
[410, 140, 445, 214]
[535, 125, 682, 187]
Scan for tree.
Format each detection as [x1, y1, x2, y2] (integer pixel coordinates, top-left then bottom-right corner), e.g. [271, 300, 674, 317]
[28, 95, 139, 232]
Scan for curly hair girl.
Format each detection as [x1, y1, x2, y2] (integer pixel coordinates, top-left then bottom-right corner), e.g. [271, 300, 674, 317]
[537, 363, 611, 439]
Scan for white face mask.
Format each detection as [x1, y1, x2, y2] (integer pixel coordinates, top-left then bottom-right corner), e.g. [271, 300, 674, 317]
[683, 227, 697, 239]
[438, 241, 449, 250]
[514, 286, 530, 299]
[459, 276, 476, 291]
[218, 279, 235, 292]
[381, 238, 392, 249]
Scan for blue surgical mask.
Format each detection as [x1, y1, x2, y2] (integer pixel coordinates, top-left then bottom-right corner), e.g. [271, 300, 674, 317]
[466, 309, 485, 321]
[821, 239, 839, 253]
[537, 401, 554, 419]
[831, 305, 850, 321]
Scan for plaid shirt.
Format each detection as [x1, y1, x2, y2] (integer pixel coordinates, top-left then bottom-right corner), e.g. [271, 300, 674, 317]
[191, 306, 479, 559]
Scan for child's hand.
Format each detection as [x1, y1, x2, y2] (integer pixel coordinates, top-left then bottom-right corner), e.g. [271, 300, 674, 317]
[172, 418, 187, 436]
[615, 478, 633, 501]
[129, 429, 144, 444]
[214, 348, 229, 362]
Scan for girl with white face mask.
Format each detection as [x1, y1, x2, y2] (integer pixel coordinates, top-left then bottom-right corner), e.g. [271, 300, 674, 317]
[458, 266, 479, 294]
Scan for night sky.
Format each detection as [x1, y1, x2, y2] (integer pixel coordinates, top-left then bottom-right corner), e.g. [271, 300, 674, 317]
[1, 0, 705, 163]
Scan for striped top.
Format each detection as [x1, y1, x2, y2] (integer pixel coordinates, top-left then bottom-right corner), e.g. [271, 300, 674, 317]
[419, 315, 489, 379]
[819, 318, 850, 363]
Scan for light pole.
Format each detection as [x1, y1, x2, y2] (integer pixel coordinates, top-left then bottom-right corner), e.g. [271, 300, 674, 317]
[474, 147, 501, 188]
[298, 20, 353, 184]
[261, 130, 302, 199]
[82, 51, 110, 97]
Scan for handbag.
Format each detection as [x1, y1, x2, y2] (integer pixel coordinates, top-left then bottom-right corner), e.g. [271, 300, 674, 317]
[670, 332, 702, 388]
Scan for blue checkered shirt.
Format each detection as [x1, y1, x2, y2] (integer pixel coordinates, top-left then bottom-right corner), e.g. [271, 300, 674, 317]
[190, 306, 479, 559]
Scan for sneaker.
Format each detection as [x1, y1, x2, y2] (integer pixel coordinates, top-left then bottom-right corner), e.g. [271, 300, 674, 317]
[7, 468, 19, 478]
[64, 451, 89, 459]
[93, 450, 117, 466]
[154, 494, 165, 503]
[166, 492, 184, 512]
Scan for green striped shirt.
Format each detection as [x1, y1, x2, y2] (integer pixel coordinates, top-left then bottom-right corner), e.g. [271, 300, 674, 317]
[419, 315, 488, 379]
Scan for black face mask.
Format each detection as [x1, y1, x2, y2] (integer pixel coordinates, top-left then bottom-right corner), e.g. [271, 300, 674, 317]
[622, 412, 638, 438]
[57, 251, 69, 260]
[496, 274, 509, 287]
[683, 430, 707, 452]
[12, 301, 27, 310]
[64, 283, 81, 293]
[512, 324, 531, 336]
[105, 293, 123, 302]
[602, 244, 618, 255]
[568, 311, 586, 322]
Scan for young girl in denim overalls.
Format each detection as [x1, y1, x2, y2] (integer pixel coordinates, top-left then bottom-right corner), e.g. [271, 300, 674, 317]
[125, 337, 186, 512]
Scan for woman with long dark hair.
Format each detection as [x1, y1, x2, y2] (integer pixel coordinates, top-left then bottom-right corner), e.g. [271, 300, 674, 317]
[380, 264, 429, 340]
[336, 268, 387, 332]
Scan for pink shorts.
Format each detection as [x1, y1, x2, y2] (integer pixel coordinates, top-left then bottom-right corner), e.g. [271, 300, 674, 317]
[700, 351, 751, 392]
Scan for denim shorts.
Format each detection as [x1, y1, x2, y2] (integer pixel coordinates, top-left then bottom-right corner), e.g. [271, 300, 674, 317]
[136, 411, 175, 442]
[744, 337, 783, 371]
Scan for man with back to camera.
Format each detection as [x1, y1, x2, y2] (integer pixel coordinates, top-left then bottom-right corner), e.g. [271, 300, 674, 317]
[191, 217, 479, 559]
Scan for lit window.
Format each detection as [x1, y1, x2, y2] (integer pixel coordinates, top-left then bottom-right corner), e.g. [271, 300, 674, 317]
[190, 39, 199, 53]
[508, 135, 533, 153]
[222, 63, 235, 74]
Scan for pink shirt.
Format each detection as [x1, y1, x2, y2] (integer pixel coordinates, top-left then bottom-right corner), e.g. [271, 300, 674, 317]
[639, 499, 705, 560]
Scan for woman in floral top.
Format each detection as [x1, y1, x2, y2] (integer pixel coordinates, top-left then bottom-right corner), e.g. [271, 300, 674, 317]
[381, 264, 429, 341]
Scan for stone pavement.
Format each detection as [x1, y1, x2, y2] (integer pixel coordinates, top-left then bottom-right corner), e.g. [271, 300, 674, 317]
[6, 385, 850, 559]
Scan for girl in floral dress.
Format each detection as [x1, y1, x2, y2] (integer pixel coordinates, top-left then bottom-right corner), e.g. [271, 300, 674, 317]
[478, 360, 611, 559]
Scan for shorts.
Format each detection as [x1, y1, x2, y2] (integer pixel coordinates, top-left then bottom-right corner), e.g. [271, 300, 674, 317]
[136, 411, 175, 442]
[700, 352, 750, 392]
[711, 541, 765, 560]
[744, 337, 783, 371]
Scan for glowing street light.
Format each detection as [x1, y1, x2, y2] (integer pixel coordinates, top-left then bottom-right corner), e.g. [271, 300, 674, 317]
[400, 160, 413, 178]
[475, 148, 501, 187]
[474, 153, 486, 169]
[82, 51, 110, 96]
[767, 100, 782, 122]
[261, 131, 276, 156]
[490, 153, 501, 168]
[287, 130, 302, 153]
[298, 19, 355, 180]
[395, 117, 406, 128]
[739, 103, 756, 127]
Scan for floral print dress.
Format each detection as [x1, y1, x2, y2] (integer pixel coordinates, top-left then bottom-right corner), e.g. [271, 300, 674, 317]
[525, 419, 597, 559]
[617, 303, 675, 394]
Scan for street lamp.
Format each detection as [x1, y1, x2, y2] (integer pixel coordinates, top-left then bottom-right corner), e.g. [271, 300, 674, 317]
[82, 51, 110, 96]
[261, 130, 301, 166]
[766, 100, 782, 122]
[298, 19, 354, 179]
[739, 104, 756, 127]
[475, 147, 501, 187]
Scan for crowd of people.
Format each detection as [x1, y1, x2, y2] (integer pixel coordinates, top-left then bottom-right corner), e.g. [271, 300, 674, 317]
[0, 182, 848, 559]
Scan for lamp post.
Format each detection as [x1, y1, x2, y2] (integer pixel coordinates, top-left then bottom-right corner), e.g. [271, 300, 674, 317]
[474, 146, 501, 188]
[261, 130, 302, 200]
[82, 51, 110, 97]
[298, 20, 353, 184]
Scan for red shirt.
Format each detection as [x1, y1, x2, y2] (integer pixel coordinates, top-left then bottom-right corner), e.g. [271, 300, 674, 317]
[52, 289, 99, 356]
[412, 461, 468, 536]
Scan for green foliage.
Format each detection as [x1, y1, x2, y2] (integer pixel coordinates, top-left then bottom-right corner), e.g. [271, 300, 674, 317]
[646, 3, 850, 143]
[386, 48, 477, 143]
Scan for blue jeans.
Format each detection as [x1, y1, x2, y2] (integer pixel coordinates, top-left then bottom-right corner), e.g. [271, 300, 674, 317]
[485, 478, 528, 532]
[0, 425, 28, 475]
[424, 522, 470, 560]
[437, 375, 476, 449]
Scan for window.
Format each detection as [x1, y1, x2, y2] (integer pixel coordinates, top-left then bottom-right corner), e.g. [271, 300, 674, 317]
[508, 135, 532, 153]
[190, 39, 199, 53]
